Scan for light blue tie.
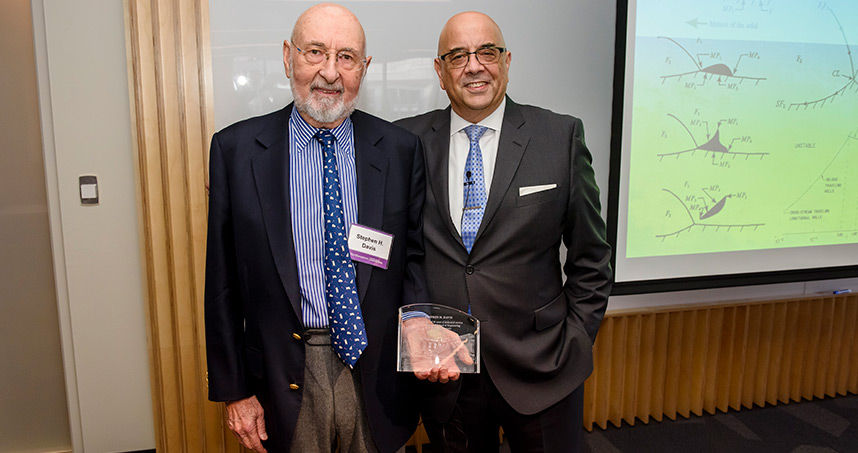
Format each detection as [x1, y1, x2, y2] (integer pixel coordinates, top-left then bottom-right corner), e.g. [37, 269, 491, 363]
[462, 125, 488, 253]
[315, 129, 367, 367]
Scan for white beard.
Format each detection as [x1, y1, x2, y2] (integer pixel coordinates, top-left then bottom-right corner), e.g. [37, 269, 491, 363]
[289, 64, 359, 125]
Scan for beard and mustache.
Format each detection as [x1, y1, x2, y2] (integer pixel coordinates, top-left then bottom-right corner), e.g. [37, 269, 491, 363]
[289, 61, 360, 126]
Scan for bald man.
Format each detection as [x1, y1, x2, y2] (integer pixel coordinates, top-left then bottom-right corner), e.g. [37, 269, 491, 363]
[395, 12, 612, 452]
[205, 4, 427, 452]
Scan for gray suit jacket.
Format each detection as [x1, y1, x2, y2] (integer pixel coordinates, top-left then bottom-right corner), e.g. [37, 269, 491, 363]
[396, 97, 612, 419]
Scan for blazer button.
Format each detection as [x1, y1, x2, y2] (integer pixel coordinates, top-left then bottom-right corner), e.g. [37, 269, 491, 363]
[289, 384, 299, 390]
[465, 265, 474, 275]
[292, 332, 302, 341]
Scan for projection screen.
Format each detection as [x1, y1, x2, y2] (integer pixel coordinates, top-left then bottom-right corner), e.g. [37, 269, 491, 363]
[610, 0, 858, 293]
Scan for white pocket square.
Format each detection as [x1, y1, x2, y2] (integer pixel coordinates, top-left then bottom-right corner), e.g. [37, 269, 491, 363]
[519, 184, 557, 197]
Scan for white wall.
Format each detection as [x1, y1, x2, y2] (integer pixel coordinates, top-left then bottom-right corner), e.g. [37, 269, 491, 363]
[0, 1, 70, 451]
[32, 0, 156, 451]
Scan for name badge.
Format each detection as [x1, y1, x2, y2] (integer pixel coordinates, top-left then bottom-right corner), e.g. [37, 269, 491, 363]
[348, 224, 394, 269]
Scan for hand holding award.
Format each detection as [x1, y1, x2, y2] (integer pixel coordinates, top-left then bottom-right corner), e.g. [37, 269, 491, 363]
[397, 304, 479, 383]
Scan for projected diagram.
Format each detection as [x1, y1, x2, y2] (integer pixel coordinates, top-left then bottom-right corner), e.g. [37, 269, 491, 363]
[783, 128, 858, 213]
[626, 1, 858, 257]
[775, 8, 858, 244]
[777, 126, 858, 249]
[785, 10, 858, 111]
[659, 37, 766, 88]
[657, 114, 769, 162]
[722, 0, 772, 14]
[657, 186, 763, 240]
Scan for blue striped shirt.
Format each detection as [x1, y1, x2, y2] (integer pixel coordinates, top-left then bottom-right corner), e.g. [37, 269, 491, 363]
[289, 107, 358, 329]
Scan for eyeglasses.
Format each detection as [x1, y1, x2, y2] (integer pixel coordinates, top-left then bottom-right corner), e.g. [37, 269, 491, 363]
[294, 45, 367, 71]
[438, 46, 507, 69]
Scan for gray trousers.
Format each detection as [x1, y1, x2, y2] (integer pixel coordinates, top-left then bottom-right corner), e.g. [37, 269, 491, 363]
[290, 329, 378, 453]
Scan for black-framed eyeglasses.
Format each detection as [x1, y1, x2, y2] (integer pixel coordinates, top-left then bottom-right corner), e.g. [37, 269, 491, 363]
[438, 46, 507, 69]
[294, 45, 367, 71]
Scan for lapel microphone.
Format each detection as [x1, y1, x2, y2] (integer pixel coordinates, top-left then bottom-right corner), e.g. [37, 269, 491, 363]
[461, 172, 473, 233]
[463, 171, 479, 210]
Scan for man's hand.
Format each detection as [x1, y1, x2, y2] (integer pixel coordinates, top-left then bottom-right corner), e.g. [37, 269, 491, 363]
[402, 317, 474, 383]
[226, 395, 268, 452]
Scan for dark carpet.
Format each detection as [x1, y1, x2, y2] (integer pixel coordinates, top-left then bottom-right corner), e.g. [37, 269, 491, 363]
[581, 395, 858, 453]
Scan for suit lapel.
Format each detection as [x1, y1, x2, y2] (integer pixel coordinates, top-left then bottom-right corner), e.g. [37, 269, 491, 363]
[351, 112, 388, 302]
[251, 106, 303, 319]
[479, 99, 529, 240]
[424, 108, 464, 244]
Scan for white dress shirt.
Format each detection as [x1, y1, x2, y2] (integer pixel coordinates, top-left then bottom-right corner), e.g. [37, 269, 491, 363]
[447, 101, 506, 235]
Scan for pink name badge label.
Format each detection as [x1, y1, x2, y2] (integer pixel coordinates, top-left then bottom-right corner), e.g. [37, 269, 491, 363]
[348, 224, 394, 269]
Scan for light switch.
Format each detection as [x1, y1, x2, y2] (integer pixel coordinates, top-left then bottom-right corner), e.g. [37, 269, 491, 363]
[79, 175, 99, 205]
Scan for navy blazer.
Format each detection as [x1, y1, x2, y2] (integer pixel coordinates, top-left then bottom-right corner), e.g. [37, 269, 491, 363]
[205, 104, 428, 452]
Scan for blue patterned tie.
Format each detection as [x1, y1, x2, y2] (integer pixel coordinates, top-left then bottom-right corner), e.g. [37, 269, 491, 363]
[462, 125, 488, 253]
[315, 129, 367, 367]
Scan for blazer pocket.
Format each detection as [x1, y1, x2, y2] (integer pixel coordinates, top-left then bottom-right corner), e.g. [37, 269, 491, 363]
[533, 293, 567, 331]
[516, 184, 559, 207]
[245, 346, 265, 379]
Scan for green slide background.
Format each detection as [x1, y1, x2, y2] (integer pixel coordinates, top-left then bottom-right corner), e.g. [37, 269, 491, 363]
[626, 0, 858, 258]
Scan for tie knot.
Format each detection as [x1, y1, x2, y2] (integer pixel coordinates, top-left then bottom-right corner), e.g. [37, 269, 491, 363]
[464, 124, 488, 143]
[315, 129, 335, 147]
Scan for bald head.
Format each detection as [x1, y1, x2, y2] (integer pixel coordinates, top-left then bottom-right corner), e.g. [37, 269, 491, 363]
[434, 11, 511, 123]
[292, 3, 367, 55]
[437, 11, 505, 56]
[283, 3, 371, 129]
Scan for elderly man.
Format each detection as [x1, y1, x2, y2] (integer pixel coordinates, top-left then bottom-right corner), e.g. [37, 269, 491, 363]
[204, 4, 427, 452]
[395, 11, 613, 452]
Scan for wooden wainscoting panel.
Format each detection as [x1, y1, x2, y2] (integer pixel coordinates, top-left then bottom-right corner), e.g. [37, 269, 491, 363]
[585, 295, 858, 432]
[790, 300, 809, 402]
[839, 299, 858, 394]
[677, 311, 695, 418]
[608, 315, 627, 427]
[753, 304, 772, 408]
[663, 312, 683, 420]
[805, 298, 824, 400]
[819, 298, 837, 398]
[765, 302, 786, 406]
[688, 309, 708, 417]
[650, 313, 670, 423]
[715, 306, 735, 413]
[751, 303, 777, 408]
[636, 314, 656, 424]
[595, 316, 612, 430]
[741, 304, 761, 409]
[125, 0, 222, 450]
[826, 299, 847, 396]
[729, 304, 749, 411]
[621, 315, 641, 427]
[702, 307, 723, 414]
[779, 301, 798, 403]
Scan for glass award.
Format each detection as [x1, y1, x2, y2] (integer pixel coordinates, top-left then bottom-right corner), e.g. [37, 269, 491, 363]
[397, 303, 480, 374]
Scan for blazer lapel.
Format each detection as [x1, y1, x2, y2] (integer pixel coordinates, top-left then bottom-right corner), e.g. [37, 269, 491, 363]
[424, 108, 463, 245]
[251, 106, 303, 319]
[351, 112, 389, 302]
[479, 98, 529, 239]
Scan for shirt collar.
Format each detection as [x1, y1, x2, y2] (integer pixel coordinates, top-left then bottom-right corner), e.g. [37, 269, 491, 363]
[449, 99, 506, 137]
[290, 105, 354, 153]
